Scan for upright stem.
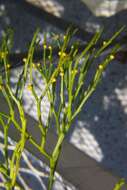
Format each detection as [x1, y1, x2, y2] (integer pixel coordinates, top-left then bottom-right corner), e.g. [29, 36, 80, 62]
[48, 159, 56, 190]
[48, 133, 65, 190]
[4, 126, 9, 171]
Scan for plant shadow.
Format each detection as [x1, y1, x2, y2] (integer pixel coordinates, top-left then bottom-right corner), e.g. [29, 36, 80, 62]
[0, 0, 127, 181]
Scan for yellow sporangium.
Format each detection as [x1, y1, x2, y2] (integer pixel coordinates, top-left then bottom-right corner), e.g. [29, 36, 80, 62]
[71, 69, 78, 75]
[58, 51, 67, 58]
[32, 63, 36, 68]
[0, 51, 7, 59]
[0, 84, 3, 90]
[98, 64, 104, 70]
[103, 41, 107, 46]
[51, 78, 56, 83]
[7, 64, 10, 69]
[43, 44, 47, 49]
[48, 55, 51, 59]
[27, 84, 32, 91]
[48, 46, 52, 50]
[58, 51, 62, 56]
[71, 45, 74, 49]
[23, 58, 27, 63]
[109, 54, 114, 60]
[60, 72, 64, 77]
[63, 35, 67, 40]
[37, 63, 41, 67]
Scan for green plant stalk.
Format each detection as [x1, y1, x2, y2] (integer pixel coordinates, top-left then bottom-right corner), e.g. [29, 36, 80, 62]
[0, 27, 124, 190]
[39, 111, 47, 147]
[37, 99, 47, 148]
[0, 112, 51, 160]
[39, 28, 72, 103]
[73, 30, 102, 71]
[43, 45, 47, 73]
[0, 164, 11, 190]
[48, 47, 53, 80]
[0, 72, 15, 188]
[9, 112, 27, 187]
[4, 121, 10, 173]
[3, 32, 42, 187]
[47, 85, 60, 134]
[31, 85, 47, 148]
[48, 121, 71, 189]
[5, 78, 43, 187]
[95, 26, 125, 58]
[9, 141, 22, 187]
[7, 96, 27, 187]
[0, 163, 8, 178]
[19, 29, 39, 100]
[112, 179, 125, 190]
[60, 73, 65, 133]
[0, 117, 10, 190]
[74, 53, 90, 100]
[0, 113, 10, 175]
[47, 29, 123, 189]
[48, 132, 65, 190]
[4, 47, 25, 189]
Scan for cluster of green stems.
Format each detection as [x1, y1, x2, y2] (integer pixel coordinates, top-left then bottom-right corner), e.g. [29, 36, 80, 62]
[0, 27, 124, 190]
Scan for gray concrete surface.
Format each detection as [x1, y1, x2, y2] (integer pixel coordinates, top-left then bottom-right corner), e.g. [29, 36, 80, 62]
[1, 0, 127, 189]
[0, 0, 127, 52]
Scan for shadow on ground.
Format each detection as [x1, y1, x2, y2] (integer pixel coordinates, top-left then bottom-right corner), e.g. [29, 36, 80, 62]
[0, 0, 127, 181]
[68, 60, 127, 179]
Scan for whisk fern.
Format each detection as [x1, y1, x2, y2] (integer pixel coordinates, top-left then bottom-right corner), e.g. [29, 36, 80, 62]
[0, 27, 124, 189]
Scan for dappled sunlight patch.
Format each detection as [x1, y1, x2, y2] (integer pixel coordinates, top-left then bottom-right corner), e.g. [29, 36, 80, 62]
[103, 95, 111, 110]
[115, 88, 127, 114]
[82, 0, 127, 17]
[70, 121, 103, 162]
[26, 0, 64, 17]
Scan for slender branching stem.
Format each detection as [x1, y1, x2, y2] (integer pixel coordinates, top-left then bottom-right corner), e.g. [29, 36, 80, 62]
[0, 27, 124, 190]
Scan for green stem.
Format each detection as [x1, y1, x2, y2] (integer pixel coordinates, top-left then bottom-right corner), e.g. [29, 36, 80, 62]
[48, 159, 56, 190]
[0, 112, 51, 160]
[4, 125, 9, 172]
[48, 149, 62, 190]
[48, 133, 65, 190]
[52, 133, 64, 158]
[0, 116, 9, 172]
[31, 86, 47, 148]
